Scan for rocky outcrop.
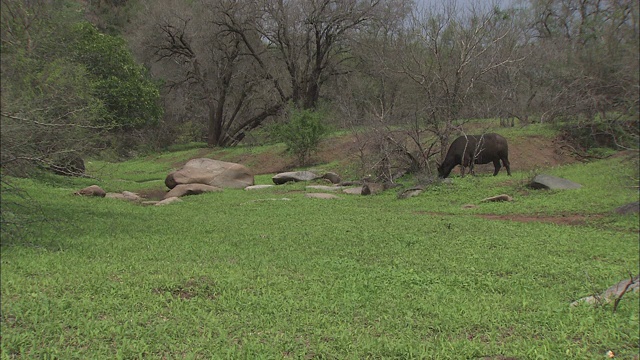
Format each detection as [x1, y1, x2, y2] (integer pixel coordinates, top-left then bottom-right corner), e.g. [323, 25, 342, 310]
[166, 158, 254, 190]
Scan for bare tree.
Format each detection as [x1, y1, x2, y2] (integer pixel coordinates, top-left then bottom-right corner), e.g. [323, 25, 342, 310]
[396, 1, 523, 163]
[134, 0, 284, 147]
[527, 0, 639, 118]
[526, 0, 639, 149]
[220, 0, 382, 110]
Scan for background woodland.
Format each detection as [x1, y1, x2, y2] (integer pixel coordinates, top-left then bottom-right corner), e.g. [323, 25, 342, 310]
[1, 0, 638, 175]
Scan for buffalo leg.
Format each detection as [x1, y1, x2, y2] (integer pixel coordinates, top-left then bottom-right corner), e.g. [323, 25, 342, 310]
[492, 159, 502, 176]
[503, 158, 511, 176]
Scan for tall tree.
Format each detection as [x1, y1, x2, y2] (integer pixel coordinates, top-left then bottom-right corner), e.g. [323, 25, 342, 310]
[135, 0, 284, 147]
[246, 0, 382, 109]
[134, 0, 386, 147]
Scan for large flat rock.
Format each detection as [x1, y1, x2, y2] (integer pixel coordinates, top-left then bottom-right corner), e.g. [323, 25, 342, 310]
[530, 174, 582, 190]
[272, 171, 319, 185]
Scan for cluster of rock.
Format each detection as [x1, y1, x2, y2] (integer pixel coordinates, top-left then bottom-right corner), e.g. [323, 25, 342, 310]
[73, 159, 640, 215]
[74, 158, 254, 205]
[74, 185, 180, 206]
[73, 158, 400, 204]
[245, 170, 397, 198]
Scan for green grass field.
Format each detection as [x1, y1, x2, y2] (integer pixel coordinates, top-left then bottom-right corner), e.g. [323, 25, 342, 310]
[1, 129, 639, 359]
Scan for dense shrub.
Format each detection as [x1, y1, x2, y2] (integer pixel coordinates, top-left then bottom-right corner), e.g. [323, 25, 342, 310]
[270, 107, 330, 166]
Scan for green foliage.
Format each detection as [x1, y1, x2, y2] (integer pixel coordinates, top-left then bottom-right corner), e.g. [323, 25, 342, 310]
[69, 22, 163, 129]
[1, 152, 638, 358]
[271, 107, 330, 166]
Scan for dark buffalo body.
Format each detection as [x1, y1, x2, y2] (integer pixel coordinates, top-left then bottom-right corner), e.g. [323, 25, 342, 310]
[438, 133, 511, 178]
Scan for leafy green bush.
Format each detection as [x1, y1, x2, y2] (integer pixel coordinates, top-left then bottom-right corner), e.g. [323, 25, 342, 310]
[69, 22, 163, 129]
[271, 107, 330, 166]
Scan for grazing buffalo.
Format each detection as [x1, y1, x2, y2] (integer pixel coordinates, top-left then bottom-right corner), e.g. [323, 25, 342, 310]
[437, 133, 511, 178]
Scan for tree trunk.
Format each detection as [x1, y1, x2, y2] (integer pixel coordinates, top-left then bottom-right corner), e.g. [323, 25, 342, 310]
[207, 99, 224, 147]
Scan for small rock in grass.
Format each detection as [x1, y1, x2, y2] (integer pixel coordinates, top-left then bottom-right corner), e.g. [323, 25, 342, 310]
[321, 172, 341, 184]
[362, 183, 385, 195]
[74, 185, 106, 197]
[481, 194, 513, 203]
[245, 185, 275, 190]
[397, 186, 425, 199]
[613, 201, 639, 215]
[305, 193, 340, 199]
[342, 187, 364, 195]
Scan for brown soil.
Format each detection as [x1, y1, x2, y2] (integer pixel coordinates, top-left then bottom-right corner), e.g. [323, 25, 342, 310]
[146, 132, 582, 203]
[223, 133, 579, 176]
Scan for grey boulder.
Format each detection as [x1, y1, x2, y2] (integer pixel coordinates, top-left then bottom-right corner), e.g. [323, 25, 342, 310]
[530, 174, 582, 190]
[272, 171, 319, 185]
[166, 158, 254, 190]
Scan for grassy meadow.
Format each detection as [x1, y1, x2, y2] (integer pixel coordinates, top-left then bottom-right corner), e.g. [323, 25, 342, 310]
[1, 128, 639, 359]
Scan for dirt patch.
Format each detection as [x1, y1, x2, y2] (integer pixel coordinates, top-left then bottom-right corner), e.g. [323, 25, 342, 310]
[469, 135, 579, 176]
[477, 213, 604, 226]
[163, 132, 580, 177]
[253, 133, 578, 176]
